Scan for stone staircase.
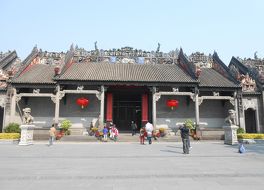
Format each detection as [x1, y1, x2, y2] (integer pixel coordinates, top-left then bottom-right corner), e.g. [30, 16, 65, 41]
[59, 133, 182, 142]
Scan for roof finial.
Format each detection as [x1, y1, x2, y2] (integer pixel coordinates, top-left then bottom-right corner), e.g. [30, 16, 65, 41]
[254, 51, 258, 59]
[32, 45, 38, 53]
[94, 41, 98, 51]
[70, 43, 74, 51]
[156, 43, 160, 53]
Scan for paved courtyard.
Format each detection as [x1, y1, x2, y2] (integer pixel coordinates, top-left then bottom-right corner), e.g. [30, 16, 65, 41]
[0, 141, 264, 190]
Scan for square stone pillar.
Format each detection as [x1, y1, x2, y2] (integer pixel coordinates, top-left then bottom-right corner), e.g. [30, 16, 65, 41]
[19, 125, 35, 146]
[223, 125, 238, 145]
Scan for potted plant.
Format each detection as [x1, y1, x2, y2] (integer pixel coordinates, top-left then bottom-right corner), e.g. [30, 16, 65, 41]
[159, 128, 166, 137]
[60, 119, 72, 135]
[184, 119, 197, 139]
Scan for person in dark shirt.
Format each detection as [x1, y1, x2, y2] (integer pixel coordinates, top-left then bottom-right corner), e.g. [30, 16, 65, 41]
[131, 121, 137, 136]
[179, 124, 190, 154]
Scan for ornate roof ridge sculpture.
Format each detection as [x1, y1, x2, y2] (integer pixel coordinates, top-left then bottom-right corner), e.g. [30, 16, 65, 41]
[229, 56, 264, 89]
[73, 44, 179, 65]
[188, 51, 213, 68]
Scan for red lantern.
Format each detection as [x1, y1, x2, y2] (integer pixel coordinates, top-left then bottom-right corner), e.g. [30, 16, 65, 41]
[76, 97, 89, 109]
[166, 99, 179, 110]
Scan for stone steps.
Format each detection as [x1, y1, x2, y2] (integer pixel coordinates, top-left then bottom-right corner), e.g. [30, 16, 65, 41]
[59, 133, 181, 142]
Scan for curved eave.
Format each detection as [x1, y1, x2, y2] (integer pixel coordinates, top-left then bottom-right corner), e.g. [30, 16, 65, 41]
[10, 82, 56, 89]
[55, 79, 198, 87]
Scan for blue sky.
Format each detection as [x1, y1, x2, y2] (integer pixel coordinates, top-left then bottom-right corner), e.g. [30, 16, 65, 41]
[1, 0, 263, 64]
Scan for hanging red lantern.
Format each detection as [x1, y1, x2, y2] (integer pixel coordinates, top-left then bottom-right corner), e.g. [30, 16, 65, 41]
[76, 97, 89, 109]
[166, 99, 179, 110]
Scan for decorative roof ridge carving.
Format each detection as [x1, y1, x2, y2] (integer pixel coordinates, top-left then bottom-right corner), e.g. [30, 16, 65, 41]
[212, 52, 238, 84]
[177, 48, 197, 79]
[73, 45, 179, 65]
[188, 51, 213, 68]
[0, 51, 17, 70]
[229, 57, 249, 74]
[230, 57, 264, 88]
[13, 47, 39, 79]
[56, 44, 75, 78]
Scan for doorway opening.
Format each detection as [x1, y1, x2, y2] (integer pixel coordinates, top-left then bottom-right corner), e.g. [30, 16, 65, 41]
[0, 107, 4, 132]
[113, 93, 142, 132]
[244, 108, 257, 133]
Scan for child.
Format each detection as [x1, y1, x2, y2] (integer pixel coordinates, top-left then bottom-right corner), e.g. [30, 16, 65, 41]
[112, 126, 119, 142]
[139, 127, 145, 144]
[103, 126, 108, 142]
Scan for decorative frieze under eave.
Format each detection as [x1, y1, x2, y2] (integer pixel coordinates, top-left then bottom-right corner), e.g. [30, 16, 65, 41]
[15, 93, 56, 103]
[15, 88, 102, 103]
[155, 91, 195, 101]
[198, 96, 235, 106]
[155, 90, 235, 105]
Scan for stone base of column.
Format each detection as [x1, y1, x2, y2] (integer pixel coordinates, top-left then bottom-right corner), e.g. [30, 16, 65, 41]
[19, 125, 35, 146]
[223, 125, 238, 145]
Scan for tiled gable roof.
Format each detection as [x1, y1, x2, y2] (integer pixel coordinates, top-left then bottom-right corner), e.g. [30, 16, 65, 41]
[199, 68, 239, 88]
[11, 64, 56, 84]
[57, 62, 197, 84]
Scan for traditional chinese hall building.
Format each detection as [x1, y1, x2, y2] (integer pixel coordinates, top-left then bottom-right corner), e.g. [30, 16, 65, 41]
[229, 55, 264, 133]
[1, 45, 263, 139]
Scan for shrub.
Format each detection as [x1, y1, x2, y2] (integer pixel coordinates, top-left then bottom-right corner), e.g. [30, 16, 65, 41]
[0, 133, 20, 139]
[60, 120, 72, 133]
[237, 133, 264, 139]
[4, 123, 21, 133]
[237, 127, 245, 134]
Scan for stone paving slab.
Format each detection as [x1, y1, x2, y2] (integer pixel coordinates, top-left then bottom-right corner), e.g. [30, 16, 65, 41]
[0, 141, 264, 190]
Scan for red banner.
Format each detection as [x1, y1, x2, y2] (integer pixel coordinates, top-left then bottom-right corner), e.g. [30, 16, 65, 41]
[106, 93, 113, 121]
[142, 94, 148, 122]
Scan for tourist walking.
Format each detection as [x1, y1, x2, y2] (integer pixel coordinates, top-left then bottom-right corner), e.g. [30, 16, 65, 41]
[48, 124, 57, 146]
[179, 124, 190, 154]
[145, 122, 153, 144]
[131, 121, 137, 136]
[139, 126, 145, 144]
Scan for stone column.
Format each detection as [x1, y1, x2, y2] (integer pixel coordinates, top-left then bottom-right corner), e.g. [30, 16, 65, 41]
[10, 88, 17, 123]
[234, 91, 239, 126]
[255, 103, 260, 133]
[54, 85, 60, 124]
[260, 91, 264, 133]
[194, 89, 200, 129]
[100, 85, 105, 126]
[194, 88, 201, 139]
[238, 91, 245, 130]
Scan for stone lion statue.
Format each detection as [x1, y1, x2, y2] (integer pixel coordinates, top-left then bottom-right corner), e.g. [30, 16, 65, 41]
[224, 109, 236, 125]
[22, 108, 34, 124]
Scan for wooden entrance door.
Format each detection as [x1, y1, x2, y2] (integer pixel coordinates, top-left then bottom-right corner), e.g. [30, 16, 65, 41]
[245, 108, 257, 133]
[113, 94, 141, 131]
